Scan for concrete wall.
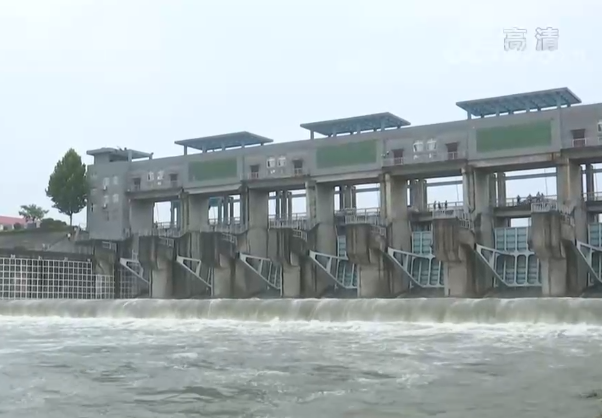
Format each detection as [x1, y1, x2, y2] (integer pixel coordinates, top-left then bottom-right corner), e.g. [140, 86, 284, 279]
[87, 159, 131, 240]
[559, 104, 602, 148]
[0, 229, 74, 252]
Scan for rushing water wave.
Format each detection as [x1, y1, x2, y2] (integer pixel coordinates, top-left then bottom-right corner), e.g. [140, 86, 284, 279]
[1, 297, 602, 324]
[3, 299, 602, 417]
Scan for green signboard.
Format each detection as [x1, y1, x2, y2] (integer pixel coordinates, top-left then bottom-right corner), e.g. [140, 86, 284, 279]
[316, 140, 377, 169]
[188, 158, 238, 182]
[476, 121, 552, 153]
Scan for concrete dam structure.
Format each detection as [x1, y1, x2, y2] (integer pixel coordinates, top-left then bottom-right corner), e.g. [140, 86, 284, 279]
[6, 87, 602, 300]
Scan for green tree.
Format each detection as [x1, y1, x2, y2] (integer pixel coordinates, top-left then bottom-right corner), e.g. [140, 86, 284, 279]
[46, 149, 88, 226]
[40, 218, 68, 230]
[18, 204, 48, 223]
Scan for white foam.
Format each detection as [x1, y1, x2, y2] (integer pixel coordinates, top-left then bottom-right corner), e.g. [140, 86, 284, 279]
[0, 298, 602, 326]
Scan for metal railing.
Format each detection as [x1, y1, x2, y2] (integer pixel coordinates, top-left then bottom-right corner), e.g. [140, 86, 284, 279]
[128, 176, 181, 192]
[383, 150, 466, 167]
[505, 195, 556, 207]
[293, 167, 306, 176]
[571, 137, 602, 148]
[268, 213, 310, 229]
[427, 201, 463, 212]
[292, 229, 308, 241]
[246, 167, 307, 180]
[584, 191, 602, 201]
[383, 156, 404, 166]
[433, 209, 473, 230]
[127, 225, 185, 238]
[433, 208, 462, 219]
[206, 217, 246, 234]
[208, 216, 241, 225]
[458, 213, 474, 230]
[336, 207, 380, 216]
[101, 241, 117, 252]
[531, 199, 575, 226]
[335, 207, 383, 225]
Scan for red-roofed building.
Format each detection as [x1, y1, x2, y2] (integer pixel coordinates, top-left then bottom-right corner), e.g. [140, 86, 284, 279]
[0, 216, 26, 231]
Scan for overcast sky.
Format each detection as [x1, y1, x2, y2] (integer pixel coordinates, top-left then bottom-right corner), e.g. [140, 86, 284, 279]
[0, 0, 599, 224]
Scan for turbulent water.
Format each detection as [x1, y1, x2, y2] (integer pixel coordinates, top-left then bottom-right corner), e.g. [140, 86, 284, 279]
[2, 298, 602, 418]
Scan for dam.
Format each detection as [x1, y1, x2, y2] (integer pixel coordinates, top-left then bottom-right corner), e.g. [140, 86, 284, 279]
[5, 87, 602, 299]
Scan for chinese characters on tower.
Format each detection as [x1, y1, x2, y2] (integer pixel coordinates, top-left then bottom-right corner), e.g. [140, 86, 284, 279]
[503, 27, 559, 51]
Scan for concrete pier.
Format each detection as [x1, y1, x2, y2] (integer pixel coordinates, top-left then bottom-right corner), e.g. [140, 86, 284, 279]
[306, 181, 336, 295]
[530, 211, 575, 296]
[432, 218, 477, 297]
[151, 248, 173, 298]
[346, 224, 389, 298]
[94, 242, 116, 277]
[556, 160, 589, 294]
[268, 229, 301, 297]
[200, 231, 234, 298]
[380, 174, 411, 293]
[134, 236, 174, 298]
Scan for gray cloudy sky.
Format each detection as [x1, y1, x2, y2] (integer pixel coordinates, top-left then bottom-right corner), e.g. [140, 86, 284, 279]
[0, 0, 599, 224]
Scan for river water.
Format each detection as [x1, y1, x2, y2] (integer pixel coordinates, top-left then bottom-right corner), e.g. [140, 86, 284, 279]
[1, 298, 602, 417]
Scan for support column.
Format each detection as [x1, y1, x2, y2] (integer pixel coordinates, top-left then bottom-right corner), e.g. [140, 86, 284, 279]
[314, 183, 336, 253]
[245, 190, 269, 256]
[287, 192, 293, 219]
[496, 172, 507, 207]
[410, 179, 427, 211]
[381, 174, 411, 294]
[240, 193, 248, 226]
[433, 219, 477, 297]
[175, 201, 182, 229]
[457, 168, 494, 295]
[462, 168, 474, 211]
[275, 191, 281, 218]
[151, 250, 173, 298]
[94, 250, 115, 298]
[473, 169, 495, 248]
[234, 189, 269, 296]
[530, 212, 570, 296]
[555, 161, 587, 294]
[381, 174, 411, 251]
[557, 161, 583, 205]
[585, 164, 597, 223]
[557, 161, 586, 242]
[280, 190, 288, 218]
[170, 201, 176, 228]
[282, 250, 302, 298]
[586, 164, 595, 200]
[340, 185, 353, 209]
[307, 181, 335, 296]
[217, 198, 224, 223]
[129, 201, 154, 234]
[188, 195, 209, 230]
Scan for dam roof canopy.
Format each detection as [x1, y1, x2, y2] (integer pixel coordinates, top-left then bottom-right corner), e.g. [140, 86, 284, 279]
[86, 147, 153, 161]
[456, 87, 582, 118]
[174, 131, 274, 152]
[300, 112, 411, 137]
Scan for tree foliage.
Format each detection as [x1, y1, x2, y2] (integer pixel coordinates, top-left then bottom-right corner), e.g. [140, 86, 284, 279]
[40, 218, 68, 230]
[18, 204, 48, 223]
[46, 149, 88, 226]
